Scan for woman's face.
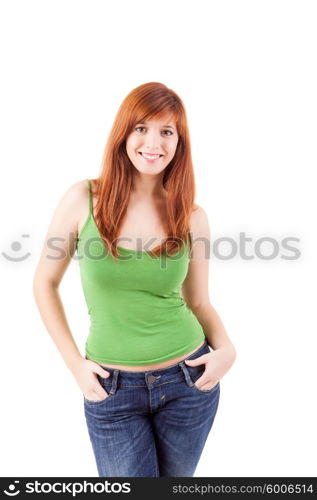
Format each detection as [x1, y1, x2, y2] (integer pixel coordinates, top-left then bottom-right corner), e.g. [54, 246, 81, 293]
[125, 115, 179, 175]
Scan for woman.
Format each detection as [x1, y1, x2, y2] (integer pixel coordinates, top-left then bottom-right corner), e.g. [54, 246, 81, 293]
[33, 81, 236, 477]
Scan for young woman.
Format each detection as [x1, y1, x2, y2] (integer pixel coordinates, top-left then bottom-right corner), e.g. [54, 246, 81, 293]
[33, 82, 236, 477]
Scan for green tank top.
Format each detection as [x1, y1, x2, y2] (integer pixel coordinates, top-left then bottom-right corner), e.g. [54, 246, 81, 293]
[75, 179, 205, 365]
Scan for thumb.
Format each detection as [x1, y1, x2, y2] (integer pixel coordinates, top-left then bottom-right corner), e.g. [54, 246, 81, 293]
[185, 353, 208, 366]
[184, 358, 199, 366]
[97, 367, 110, 378]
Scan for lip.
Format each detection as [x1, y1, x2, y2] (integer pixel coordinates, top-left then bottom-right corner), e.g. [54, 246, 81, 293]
[138, 152, 164, 163]
[138, 152, 164, 156]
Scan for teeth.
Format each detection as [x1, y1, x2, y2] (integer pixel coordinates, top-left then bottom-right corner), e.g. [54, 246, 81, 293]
[141, 153, 161, 159]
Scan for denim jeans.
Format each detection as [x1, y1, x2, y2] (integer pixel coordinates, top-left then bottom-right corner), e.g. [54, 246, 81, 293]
[83, 338, 220, 477]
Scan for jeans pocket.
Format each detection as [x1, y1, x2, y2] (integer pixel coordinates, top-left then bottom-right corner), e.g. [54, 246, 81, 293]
[84, 376, 113, 406]
[187, 364, 220, 393]
[193, 381, 220, 393]
[84, 393, 111, 405]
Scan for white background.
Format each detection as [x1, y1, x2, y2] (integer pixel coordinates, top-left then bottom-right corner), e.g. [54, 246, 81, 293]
[0, 0, 316, 477]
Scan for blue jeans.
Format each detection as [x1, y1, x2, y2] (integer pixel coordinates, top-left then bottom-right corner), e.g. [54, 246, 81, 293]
[83, 338, 220, 477]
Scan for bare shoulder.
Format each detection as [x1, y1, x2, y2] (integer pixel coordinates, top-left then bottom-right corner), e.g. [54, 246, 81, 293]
[52, 179, 91, 231]
[64, 179, 89, 199]
[33, 179, 92, 287]
[61, 178, 97, 210]
[190, 204, 210, 235]
[71, 179, 102, 235]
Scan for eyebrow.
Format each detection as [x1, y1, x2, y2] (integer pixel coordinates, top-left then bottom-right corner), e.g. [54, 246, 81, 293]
[137, 122, 175, 130]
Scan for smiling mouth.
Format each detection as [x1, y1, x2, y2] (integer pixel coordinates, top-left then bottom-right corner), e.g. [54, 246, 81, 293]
[138, 152, 164, 158]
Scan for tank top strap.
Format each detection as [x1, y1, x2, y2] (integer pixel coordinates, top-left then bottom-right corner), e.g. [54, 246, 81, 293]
[87, 179, 93, 213]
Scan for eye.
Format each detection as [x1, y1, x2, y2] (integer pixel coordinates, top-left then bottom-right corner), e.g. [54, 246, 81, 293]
[134, 126, 173, 136]
[135, 126, 146, 133]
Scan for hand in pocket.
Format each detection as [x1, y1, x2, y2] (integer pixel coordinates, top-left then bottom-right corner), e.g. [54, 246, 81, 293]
[72, 357, 111, 402]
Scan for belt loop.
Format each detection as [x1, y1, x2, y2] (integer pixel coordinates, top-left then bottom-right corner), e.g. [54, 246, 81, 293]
[179, 361, 194, 387]
[109, 369, 119, 394]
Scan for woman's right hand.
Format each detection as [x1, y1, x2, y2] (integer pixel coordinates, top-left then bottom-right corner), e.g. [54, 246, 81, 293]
[72, 357, 111, 402]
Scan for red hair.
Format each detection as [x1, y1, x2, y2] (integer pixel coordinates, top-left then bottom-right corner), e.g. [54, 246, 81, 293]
[93, 82, 197, 260]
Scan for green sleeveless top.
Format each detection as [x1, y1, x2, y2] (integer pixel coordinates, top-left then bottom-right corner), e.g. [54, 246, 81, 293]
[75, 179, 205, 365]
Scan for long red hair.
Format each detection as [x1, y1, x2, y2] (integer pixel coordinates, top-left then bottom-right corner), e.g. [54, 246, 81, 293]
[93, 82, 197, 260]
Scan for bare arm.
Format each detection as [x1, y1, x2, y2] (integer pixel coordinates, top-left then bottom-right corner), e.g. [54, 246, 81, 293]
[33, 181, 85, 374]
[33, 180, 110, 402]
[183, 206, 236, 370]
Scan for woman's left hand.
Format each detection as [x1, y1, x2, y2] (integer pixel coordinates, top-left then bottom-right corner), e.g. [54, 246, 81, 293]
[184, 345, 236, 391]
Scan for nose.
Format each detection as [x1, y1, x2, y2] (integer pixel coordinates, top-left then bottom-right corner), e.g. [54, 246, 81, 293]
[143, 129, 162, 151]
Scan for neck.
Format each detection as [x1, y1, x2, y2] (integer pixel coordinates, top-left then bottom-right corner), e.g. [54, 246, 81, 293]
[131, 171, 167, 200]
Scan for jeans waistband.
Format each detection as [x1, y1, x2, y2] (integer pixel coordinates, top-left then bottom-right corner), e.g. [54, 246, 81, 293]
[96, 338, 209, 382]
